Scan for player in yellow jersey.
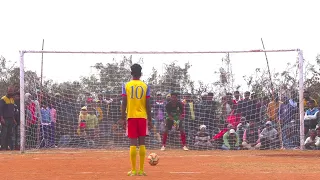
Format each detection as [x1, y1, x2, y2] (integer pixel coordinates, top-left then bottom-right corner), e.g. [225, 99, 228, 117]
[121, 64, 152, 176]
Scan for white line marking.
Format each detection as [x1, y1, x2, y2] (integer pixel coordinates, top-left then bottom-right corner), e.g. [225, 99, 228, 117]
[170, 172, 202, 174]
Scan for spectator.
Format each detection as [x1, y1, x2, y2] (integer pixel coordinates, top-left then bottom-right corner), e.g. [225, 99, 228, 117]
[0, 86, 17, 150]
[304, 99, 319, 135]
[85, 105, 98, 146]
[236, 91, 254, 122]
[198, 92, 217, 135]
[12, 90, 20, 150]
[49, 103, 57, 147]
[78, 106, 88, 138]
[259, 96, 270, 125]
[233, 91, 242, 103]
[282, 120, 300, 149]
[212, 123, 234, 147]
[235, 120, 247, 145]
[304, 129, 320, 150]
[226, 93, 241, 129]
[259, 121, 278, 149]
[267, 94, 282, 124]
[152, 92, 165, 142]
[250, 93, 261, 122]
[194, 125, 212, 148]
[242, 119, 261, 150]
[25, 93, 41, 148]
[182, 93, 197, 139]
[279, 96, 298, 126]
[222, 93, 237, 122]
[97, 94, 109, 137]
[40, 102, 51, 148]
[109, 94, 121, 124]
[303, 90, 318, 110]
[222, 129, 240, 150]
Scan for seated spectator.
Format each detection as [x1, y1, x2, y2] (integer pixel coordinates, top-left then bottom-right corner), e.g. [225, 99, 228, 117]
[236, 121, 247, 145]
[259, 121, 279, 149]
[242, 119, 261, 150]
[194, 125, 212, 148]
[222, 129, 240, 150]
[304, 129, 320, 150]
[304, 100, 319, 135]
[211, 124, 233, 148]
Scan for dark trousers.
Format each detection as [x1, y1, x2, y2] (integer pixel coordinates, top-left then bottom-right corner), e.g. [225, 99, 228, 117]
[1, 119, 14, 150]
[26, 124, 37, 148]
[50, 122, 55, 146]
[40, 125, 50, 147]
[9, 124, 19, 150]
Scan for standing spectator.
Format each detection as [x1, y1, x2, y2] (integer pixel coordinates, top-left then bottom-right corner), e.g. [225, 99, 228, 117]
[222, 93, 237, 120]
[304, 129, 320, 150]
[233, 91, 242, 103]
[199, 92, 217, 135]
[222, 129, 240, 150]
[259, 121, 278, 149]
[97, 93, 109, 136]
[85, 105, 98, 146]
[303, 90, 318, 110]
[279, 96, 298, 146]
[40, 102, 51, 148]
[109, 94, 121, 124]
[152, 92, 165, 142]
[49, 103, 57, 147]
[236, 91, 254, 122]
[250, 93, 261, 123]
[77, 106, 88, 138]
[183, 93, 197, 139]
[259, 96, 270, 125]
[304, 100, 319, 135]
[12, 90, 20, 150]
[0, 86, 17, 150]
[267, 94, 282, 125]
[25, 93, 41, 148]
[279, 96, 298, 126]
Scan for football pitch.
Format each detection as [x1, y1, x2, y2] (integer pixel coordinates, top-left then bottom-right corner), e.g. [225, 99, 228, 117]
[1, 149, 319, 180]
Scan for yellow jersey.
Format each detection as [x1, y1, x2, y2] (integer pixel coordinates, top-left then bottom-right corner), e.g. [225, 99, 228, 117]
[122, 80, 150, 119]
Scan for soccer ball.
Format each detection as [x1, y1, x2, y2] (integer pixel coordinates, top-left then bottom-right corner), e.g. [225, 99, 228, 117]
[147, 153, 159, 166]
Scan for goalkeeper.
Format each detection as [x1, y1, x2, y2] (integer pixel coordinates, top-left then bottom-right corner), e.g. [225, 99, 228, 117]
[161, 92, 189, 151]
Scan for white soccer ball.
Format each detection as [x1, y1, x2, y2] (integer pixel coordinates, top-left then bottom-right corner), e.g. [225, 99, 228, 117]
[147, 153, 159, 166]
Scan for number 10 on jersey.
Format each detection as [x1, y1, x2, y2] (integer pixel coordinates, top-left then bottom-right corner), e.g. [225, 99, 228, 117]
[130, 86, 144, 99]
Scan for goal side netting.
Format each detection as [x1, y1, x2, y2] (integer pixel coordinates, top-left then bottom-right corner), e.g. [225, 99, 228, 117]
[17, 49, 305, 153]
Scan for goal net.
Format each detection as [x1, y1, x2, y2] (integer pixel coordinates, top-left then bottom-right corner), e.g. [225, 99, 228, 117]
[18, 49, 305, 153]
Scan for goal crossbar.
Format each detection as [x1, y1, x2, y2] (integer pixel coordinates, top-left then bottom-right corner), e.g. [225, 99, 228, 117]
[20, 49, 300, 54]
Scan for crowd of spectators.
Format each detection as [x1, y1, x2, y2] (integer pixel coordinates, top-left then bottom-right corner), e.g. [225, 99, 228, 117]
[0, 86, 319, 151]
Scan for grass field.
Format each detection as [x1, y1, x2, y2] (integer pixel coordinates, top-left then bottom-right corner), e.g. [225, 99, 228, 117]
[1, 149, 320, 180]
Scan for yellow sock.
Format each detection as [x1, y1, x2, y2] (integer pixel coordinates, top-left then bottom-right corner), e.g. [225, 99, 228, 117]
[130, 146, 137, 171]
[139, 145, 146, 172]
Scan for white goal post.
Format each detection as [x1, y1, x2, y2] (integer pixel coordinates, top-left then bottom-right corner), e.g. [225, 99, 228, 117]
[19, 49, 305, 153]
